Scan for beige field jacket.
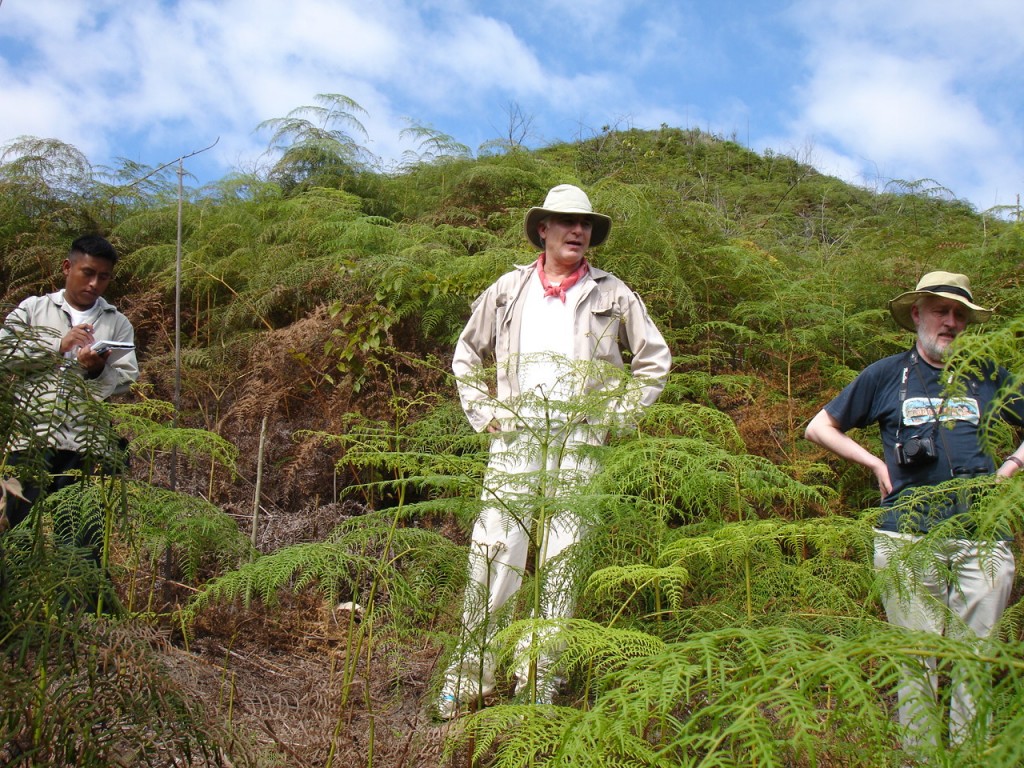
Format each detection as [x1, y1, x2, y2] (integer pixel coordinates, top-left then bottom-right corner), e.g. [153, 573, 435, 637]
[452, 262, 671, 433]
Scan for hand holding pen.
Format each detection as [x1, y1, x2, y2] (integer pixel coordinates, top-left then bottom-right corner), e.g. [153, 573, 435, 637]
[60, 322, 96, 354]
[60, 323, 108, 374]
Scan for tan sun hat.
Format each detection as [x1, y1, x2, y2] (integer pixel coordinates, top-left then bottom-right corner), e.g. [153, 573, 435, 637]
[524, 184, 612, 249]
[887, 271, 993, 331]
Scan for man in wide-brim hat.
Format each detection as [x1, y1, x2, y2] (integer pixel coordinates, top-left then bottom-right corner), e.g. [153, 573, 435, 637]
[522, 183, 612, 250]
[887, 270, 993, 332]
[806, 270, 1024, 750]
[439, 184, 672, 719]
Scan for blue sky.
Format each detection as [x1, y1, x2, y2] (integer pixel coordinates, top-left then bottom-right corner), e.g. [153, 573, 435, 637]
[1, 0, 1021, 213]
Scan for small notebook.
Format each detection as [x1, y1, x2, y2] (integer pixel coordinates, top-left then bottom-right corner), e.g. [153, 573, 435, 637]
[91, 340, 135, 361]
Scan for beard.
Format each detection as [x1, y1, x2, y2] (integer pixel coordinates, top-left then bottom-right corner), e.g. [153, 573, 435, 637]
[918, 331, 953, 363]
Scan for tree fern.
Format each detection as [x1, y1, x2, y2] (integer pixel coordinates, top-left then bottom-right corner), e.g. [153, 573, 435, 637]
[110, 399, 239, 474]
[256, 93, 376, 193]
[185, 509, 461, 621]
[592, 433, 832, 524]
[123, 481, 251, 583]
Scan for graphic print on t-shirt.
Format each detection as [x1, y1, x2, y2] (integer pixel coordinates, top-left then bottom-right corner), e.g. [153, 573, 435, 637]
[902, 397, 980, 427]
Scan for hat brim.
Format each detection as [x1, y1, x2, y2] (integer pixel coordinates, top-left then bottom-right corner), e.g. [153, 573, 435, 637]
[524, 208, 612, 249]
[887, 290, 993, 331]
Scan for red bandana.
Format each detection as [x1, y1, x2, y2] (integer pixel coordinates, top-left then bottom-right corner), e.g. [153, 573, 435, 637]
[536, 254, 589, 303]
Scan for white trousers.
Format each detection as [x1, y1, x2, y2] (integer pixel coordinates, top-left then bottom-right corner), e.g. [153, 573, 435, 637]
[444, 424, 603, 703]
[873, 530, 1015, 746]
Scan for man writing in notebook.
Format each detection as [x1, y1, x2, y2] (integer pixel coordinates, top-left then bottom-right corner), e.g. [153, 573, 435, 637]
[1, 234, 138, 574]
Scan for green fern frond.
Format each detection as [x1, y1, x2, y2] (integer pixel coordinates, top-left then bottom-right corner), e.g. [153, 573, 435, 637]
[185, 509, 460, 621]
[586, 564, 692, 616]
[639, 402, 746, 452]
[126, 482, 251, 581]
[596, 435, 833, 524]
[110, 401, 238, 473]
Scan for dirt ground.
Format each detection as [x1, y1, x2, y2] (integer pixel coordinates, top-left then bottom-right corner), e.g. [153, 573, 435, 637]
[149, 499, 464, 768]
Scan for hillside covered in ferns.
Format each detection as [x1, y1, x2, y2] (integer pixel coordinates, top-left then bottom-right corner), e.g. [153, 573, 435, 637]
[2, 97, 1024, 767]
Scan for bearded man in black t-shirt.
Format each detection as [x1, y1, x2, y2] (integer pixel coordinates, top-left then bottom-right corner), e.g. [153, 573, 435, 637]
[805, 271, 1024, 749]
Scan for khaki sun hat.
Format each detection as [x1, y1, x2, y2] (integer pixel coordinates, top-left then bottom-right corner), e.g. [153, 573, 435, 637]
[887, 271, 993, 331]
[524, 184, 612, 249]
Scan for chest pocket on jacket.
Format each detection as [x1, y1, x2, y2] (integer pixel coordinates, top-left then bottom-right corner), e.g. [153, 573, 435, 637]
[494, 293, 511, 330]
[588, 292, 623, 359]
[491, 292, 514, 355]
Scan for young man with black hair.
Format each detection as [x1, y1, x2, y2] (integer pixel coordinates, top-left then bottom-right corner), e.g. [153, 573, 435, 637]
[1, 235, 138, 569]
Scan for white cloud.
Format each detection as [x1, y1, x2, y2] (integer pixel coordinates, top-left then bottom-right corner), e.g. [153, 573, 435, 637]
[0, 0, 724, 177]
[1, 0, 1021, 210]
[782, 0, 1024, 208]
[409, 15, 545, 104]
[541, 0, 632, 40]
[0, 0, 417, 170]
[800, 48, 996, 164]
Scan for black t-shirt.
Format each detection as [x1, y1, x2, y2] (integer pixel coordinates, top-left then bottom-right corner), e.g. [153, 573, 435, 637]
[825, 347, 1024, 532]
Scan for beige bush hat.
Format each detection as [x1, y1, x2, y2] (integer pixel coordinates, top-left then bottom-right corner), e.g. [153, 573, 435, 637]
[888, 271, 993, 331]
[524, 184, 612, 249]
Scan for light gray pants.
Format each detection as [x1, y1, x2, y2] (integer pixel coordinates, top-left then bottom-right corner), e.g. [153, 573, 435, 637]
[443, 424, 603, 702]
[874, 530, 1015, 746]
